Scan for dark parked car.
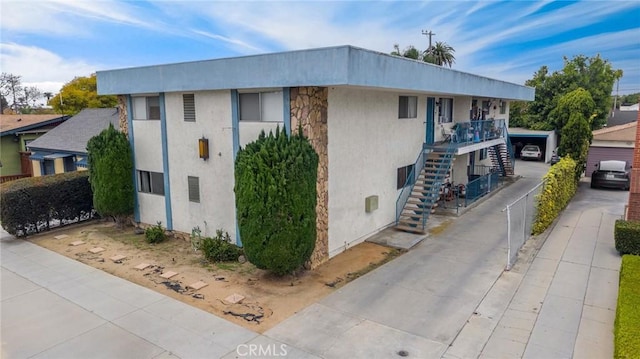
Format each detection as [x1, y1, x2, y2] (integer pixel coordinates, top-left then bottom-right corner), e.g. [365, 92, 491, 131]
[590, 160, 631, 190]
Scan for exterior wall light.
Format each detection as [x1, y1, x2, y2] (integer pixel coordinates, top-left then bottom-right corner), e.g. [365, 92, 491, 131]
[198, 137, 209, 160]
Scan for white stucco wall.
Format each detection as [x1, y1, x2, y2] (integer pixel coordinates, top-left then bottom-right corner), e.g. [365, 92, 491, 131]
[164, 91, 237, 239]
[327, 87, 426, 256]
[132, 119, 166, 226]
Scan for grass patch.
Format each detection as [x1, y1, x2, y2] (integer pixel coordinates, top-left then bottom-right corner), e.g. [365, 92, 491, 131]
[216, 262, 240, 271]
[615, 254, 640, 359]
[344, 248, 404, 283]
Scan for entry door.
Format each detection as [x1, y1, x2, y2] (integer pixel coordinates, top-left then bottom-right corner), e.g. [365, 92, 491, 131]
[425, 97, 435, 145]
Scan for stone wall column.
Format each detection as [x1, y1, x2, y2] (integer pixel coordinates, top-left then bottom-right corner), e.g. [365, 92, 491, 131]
[117, 95, 129, 138]
[290, 87, 329, 268]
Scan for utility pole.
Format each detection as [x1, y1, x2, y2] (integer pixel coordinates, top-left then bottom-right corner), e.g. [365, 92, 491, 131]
[422, 30, 435, 49]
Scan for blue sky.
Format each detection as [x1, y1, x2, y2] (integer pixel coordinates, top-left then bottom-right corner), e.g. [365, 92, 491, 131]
[1, 0, 639, 104]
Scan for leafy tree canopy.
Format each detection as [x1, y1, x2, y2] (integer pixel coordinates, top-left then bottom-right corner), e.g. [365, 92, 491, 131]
[513, 55, 622, 131]
[50, 74, 117, 116]
[549, 88, 595, 135]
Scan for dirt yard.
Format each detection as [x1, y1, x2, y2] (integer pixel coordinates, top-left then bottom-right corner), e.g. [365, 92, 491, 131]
[29, 221, 402, 333]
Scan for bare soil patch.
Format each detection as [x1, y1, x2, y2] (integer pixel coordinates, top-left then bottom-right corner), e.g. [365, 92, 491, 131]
[29, 221, 402, 332]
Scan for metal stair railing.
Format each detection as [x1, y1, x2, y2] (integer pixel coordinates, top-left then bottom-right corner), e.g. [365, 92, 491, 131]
[502, 123, 515, 172]
[395, 148, 425, 225]
[416, 142, 456, 228]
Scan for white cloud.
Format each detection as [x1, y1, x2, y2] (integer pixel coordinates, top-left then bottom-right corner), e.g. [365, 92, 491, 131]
[0, 42, 100, 94]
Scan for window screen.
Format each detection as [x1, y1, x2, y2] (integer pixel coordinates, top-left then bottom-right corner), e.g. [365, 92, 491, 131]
[239, 93, 260, 121]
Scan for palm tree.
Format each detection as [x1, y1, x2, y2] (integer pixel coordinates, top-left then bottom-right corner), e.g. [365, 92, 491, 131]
[424, 41, 456, 68]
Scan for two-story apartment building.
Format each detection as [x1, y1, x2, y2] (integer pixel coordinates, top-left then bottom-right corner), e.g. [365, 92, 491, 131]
[97, 45, 534, 265]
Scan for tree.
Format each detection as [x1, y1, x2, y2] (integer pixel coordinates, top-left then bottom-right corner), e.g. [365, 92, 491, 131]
[391, 41, 456, 67]
[0, 73, 22, 113]
[548, 88, 595, 136]
[50, 74, 117, 115]
[424, 41, 456, 68]
[86, 124, 134, 227]
[234, 126, 318, 275]
[558, 112, 591, 181]
[513, 55, 622, 131]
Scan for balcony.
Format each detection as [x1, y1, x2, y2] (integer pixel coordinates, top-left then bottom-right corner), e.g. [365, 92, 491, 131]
[434, 119, 507, 155]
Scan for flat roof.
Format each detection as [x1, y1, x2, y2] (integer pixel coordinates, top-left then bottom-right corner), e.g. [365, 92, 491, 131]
[97, 45, 535, 101]
[509, 127, 555, 138]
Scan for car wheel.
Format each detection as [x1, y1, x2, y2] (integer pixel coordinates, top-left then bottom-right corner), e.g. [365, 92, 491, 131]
[591, 181, 596, 189]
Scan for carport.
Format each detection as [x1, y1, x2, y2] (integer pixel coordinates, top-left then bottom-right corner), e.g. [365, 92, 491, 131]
[508, 128, 557, 163]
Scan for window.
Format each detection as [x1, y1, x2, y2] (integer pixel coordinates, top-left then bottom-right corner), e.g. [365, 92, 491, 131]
[398, 96, 418, 119]
[43, 159, 55, 175]
[480, 148, 487, 160]
[397, 164, 415, 189]
[138, 171, 164, 195]
[133, 96, 161, 120]
[183, 94, 196, 122]
[499, 100, 507, 114]
[188, 176, 200, 203]
[63, 156, 76, 172]
[438, 98, 453, 123]
[239, 91, 283, 122]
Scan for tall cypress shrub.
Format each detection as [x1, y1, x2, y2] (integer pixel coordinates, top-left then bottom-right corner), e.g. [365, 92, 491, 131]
[87, 123, 134, 227]
[234, 126, 318, 275]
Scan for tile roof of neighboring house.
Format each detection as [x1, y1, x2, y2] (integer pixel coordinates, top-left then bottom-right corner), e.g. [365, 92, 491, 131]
[27, 108, 119, 154]
[0, 114, 69, 136]
[592, 121, 637, 142]
[607, 109, 638, 127]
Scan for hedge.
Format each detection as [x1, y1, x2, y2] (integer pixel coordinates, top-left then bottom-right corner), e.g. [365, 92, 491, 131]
[614, 220, 640, 255]
[532, 157, 578, 234]
[0, 171, 93, 236]
[614, 255, 640, 359]
[234, 126, 318, 275]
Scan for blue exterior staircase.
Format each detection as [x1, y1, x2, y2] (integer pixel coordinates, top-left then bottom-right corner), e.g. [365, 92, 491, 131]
[395, 145, 455, 234]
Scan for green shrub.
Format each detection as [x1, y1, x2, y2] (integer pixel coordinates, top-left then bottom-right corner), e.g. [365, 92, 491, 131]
[0, 171, 93, 236]
[615, 220, 640, 255]
[532, 156, 578, 235]
[145, 222, 167, 243]
[234, 126, 318, 275]
[615, 255, 640, 359]
[87, 124, 134, 227]
[199, 229, 243, 262]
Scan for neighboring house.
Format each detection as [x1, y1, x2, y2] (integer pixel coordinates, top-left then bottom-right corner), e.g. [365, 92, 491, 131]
[608, 109, 639, 127]
[0, 114, 70, 182]
[27, 108, 119, 177]
[586, 121, 636, 177]
[97, 45, 534, 264]
[620, 103, 639, 111]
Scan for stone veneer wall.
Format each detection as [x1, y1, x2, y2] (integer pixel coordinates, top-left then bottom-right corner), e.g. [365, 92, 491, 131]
[117, 95, 129, 138]
[290, 87, 329, 268]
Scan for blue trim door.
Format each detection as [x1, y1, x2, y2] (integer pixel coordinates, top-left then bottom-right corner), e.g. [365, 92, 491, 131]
[426, 97, 435, 145]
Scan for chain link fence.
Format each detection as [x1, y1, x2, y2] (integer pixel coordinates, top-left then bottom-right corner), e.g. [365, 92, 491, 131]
[503, 181, 545, 270]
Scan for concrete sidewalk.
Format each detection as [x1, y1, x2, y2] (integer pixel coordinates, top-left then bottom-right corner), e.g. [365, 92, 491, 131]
[1, 161, 624, 358]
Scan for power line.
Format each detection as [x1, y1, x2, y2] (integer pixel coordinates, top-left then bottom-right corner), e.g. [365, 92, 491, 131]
[421, 30, 435, 50]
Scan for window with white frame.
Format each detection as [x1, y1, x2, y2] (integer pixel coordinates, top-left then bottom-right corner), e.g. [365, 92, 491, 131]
[132, 96, 161, 120]
[480, 148, 488, 160]
[138, 170, 164, 195]
[187, 176, 200, 203]
[239, 91, 283, 122]
[438, 98, 453, 123]
[398, 96, 418, 119]
[183, 94, 196, 122]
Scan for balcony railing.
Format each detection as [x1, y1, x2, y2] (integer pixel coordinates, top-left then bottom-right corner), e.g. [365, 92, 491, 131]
[444, 118, 506, 145]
